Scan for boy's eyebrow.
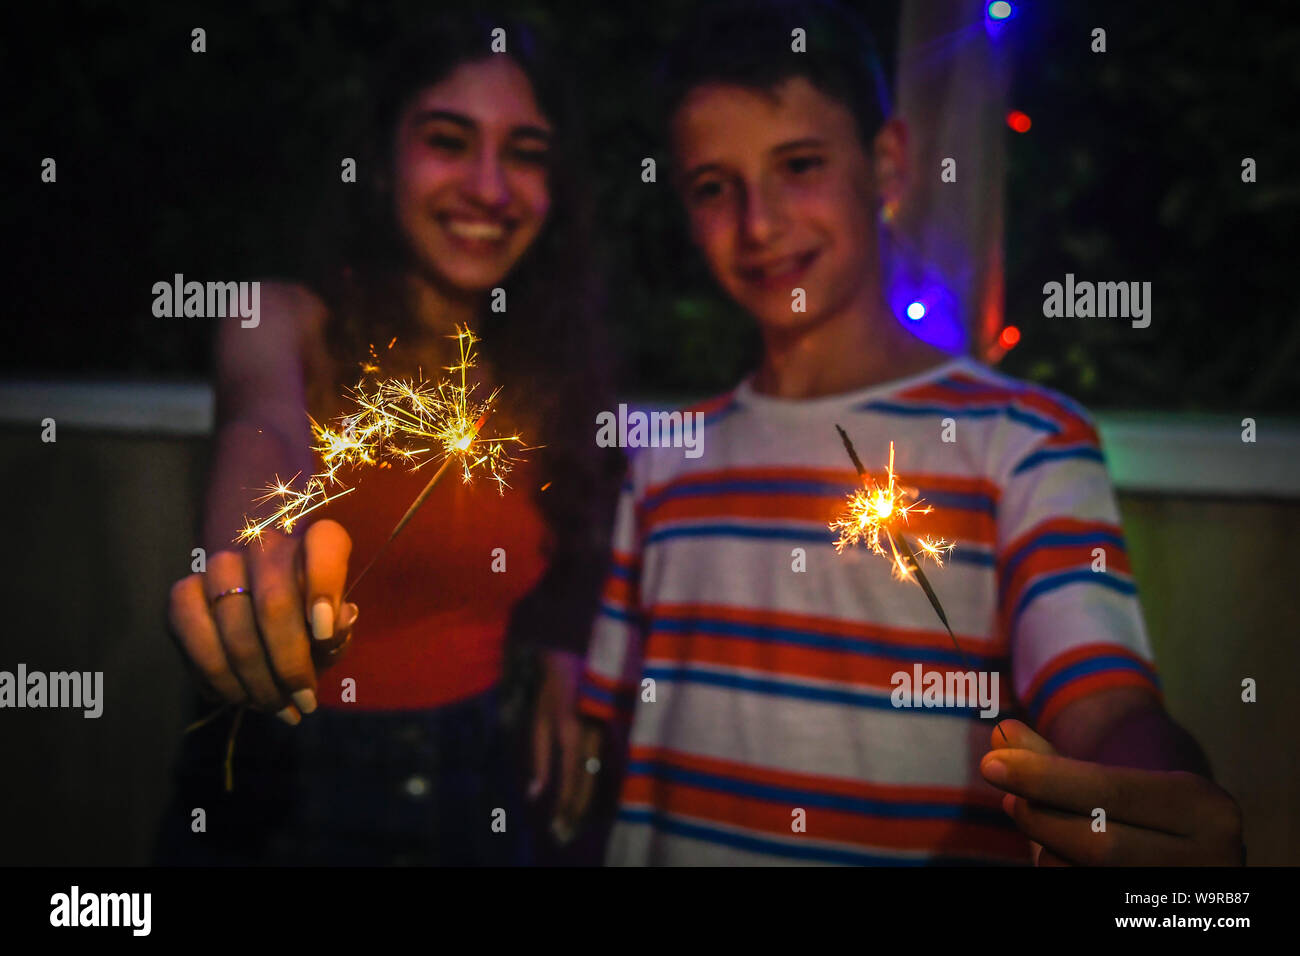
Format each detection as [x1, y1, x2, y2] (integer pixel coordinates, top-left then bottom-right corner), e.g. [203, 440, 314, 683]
[771, 137, 828, 154]
[679, 137, 830, 183]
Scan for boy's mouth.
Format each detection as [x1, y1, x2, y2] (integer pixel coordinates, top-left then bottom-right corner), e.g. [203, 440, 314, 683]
[735, 249, 821, 290]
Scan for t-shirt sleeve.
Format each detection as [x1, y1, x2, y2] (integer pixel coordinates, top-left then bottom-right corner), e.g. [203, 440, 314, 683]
[996, 407, 1162, 733]
[577, 477, 645, 724]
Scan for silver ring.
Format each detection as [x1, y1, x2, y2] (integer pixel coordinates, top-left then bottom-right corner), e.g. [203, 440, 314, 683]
[584, 756, 602, 775]
[209, 586, 250, 606]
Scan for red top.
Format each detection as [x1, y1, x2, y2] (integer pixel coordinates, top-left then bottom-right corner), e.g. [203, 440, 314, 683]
[315, 456, 549, 711]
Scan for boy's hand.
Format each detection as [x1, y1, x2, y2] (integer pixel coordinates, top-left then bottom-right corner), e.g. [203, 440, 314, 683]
[980, 720, 1244, 866]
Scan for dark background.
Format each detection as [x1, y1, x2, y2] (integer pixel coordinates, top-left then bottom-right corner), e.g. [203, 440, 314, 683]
[7, 0, 1298, 410]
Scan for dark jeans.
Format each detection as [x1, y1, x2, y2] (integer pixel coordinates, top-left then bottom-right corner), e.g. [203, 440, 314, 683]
[155, 687, 531, 866]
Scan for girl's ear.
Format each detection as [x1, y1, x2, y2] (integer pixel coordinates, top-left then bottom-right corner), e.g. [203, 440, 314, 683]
[871, 117, 909, 211]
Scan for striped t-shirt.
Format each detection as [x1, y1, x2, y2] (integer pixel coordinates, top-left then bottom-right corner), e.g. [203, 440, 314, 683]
[578, 357, 1162, 865]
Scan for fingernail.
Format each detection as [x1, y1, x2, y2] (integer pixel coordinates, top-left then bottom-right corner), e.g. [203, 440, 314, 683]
[338, 602, 359, 632]
[292, 689, 317, 715]
[276, 706, 302, 726]
[983, 758, 1008, 784]
[310, 599, 335, 641]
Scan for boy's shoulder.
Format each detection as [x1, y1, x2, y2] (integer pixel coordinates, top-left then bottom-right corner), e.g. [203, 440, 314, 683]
[620, 387, 747, 492]
[871, 356, 1098, 436]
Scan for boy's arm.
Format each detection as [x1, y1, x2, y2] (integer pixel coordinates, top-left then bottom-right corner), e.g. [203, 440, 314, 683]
[981, 701, 1244, 866]
[984, 393, 1243, 864]
[1043, 685, 1210, 776]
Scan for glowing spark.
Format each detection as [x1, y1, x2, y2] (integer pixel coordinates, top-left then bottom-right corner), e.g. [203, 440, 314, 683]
[830, 439, 954, 581]
[830, 426, 1007, 744]
[235, 325, 524, 545]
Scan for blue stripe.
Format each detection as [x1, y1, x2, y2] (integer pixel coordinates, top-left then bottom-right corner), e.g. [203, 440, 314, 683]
[856, 401, 1063, 435]
[645, 522, 834, 547]
[916, 488, 997, 516]
[999, 530, 1127, 594]
[615, 808, 1009, 866]
[1010, 570, 1137, 633]
[607, 562, 636, 580]
[626, 759, 1007, 825]
[1012, 446, 1105, 475]
[1027, 654, 1160, 721]
[649, 615, 1002, 669]
[950, 548, 995, 568]
[642, 665, 999, 717]
[599, 602, 641, 625]
[702, 399, 741, 429]
[580, 683, 615, 705]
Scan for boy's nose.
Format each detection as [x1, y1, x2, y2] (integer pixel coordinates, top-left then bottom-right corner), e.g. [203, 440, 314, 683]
[740, 183, 786, 246]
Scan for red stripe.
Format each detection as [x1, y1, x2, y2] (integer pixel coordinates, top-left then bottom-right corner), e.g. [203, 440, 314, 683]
[641, 492, 996, 546]
[1001, 518, 1123, 568]
[1022, 642, 1156, 707]
[904, 374, 1097, 443]
[999, 548, 1133, 634]
[643, 635, 1012, 697]
[630, 745, 1000, 805]
[1036, 669, 1163, 731]
[602, 576, 635, 606]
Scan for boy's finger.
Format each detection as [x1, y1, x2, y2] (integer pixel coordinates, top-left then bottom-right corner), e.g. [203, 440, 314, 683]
[982, 750, 1201, 834]
[989, 719, 1056, 756]
[1005, 793, 1196, 866]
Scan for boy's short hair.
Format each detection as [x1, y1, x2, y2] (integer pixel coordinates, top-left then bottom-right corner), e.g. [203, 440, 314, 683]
[657, 0, 892, 151]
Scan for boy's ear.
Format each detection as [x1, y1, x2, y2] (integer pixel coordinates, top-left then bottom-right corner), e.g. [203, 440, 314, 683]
[871, 118, 909, 210]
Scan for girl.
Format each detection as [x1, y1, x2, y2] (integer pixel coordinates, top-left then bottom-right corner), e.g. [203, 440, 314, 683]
[160, 11, 619, 865]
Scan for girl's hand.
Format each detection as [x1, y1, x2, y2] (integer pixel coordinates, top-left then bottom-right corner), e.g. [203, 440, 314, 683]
[527, 650, 605, 843]
[167, 519, 358, 724]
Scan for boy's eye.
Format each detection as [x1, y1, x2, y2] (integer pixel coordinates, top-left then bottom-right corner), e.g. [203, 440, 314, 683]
[690, 179, 728, 203]
[786, 155, 825, 175]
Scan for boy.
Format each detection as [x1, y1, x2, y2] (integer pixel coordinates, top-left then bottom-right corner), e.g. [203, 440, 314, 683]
[555, 0, 1243, 865]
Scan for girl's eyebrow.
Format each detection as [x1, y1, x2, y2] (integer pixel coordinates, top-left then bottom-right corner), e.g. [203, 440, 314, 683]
[411, 109, 476, 130]
[509, 125, 553, 144]
[411, 110, 552, 143]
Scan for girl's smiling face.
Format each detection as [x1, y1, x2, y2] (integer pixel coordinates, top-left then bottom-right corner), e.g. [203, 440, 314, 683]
[391, 56, 554, 294]
[673, 77, 897, 335]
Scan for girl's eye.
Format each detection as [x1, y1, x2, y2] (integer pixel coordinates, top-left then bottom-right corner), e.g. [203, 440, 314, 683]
[509, 147, 550, 166]
[426, 133, 468, 152]
[787, 155, 825, 175]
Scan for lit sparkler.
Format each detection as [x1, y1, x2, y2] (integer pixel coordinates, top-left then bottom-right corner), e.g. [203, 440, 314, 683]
[830, 433, 953, 580]
[236, 325, 523, 548]
[194, 328, 527, 791]
[832, 425, 1006, 743]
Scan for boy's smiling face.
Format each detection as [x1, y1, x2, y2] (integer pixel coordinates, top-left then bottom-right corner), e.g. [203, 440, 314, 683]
[673, 77, 894, 335]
